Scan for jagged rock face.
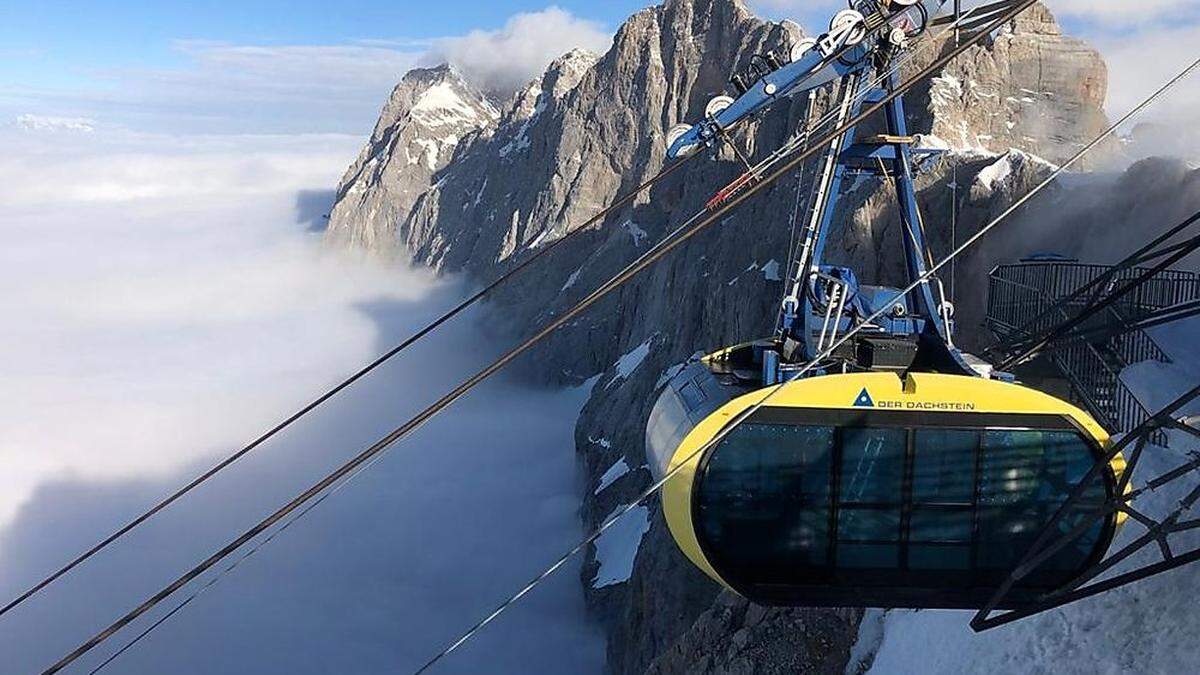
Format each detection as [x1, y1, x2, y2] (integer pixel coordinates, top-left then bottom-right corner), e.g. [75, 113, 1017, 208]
[328, 1, 1121, 672]
[645, 593, 861, 675]
[401, 0, 789, 273]
[908, 3, 1112, 166]
[325, 65, 499, 253]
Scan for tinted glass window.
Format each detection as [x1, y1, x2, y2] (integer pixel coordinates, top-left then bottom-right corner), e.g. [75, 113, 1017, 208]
[913, 429, 976, 503]
[838, 508, 901, 570]
[697, 424, 835, 580]
[981, 430, 1049, 505]
[909, 510, 972, 543]
[694, 411, 1115, 604]
[977, 430, 1108, 581]
[909, 430, 977, 574]
[840, 428, 905, 504]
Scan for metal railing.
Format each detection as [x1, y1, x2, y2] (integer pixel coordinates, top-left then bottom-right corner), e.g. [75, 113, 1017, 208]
[994, 262, 1200, 320]
[987, 261, 1200, 446]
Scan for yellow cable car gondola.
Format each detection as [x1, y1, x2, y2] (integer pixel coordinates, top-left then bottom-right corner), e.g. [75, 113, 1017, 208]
[648, 363, 1123, 609]
[647, 0, 1124, 610]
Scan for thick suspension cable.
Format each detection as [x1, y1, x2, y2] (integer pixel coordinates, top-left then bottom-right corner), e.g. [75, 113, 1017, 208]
[87, 442, 393, 674]
[74, 12, 983, 673]
[415, 43, 1200, 675]
[41, 4, 1044, 671]
[8, 2, 941, 620]
[0, 153, 694, 624]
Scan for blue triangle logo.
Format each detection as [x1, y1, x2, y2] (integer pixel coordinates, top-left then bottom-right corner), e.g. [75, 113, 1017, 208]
[853, 388, 875, 408]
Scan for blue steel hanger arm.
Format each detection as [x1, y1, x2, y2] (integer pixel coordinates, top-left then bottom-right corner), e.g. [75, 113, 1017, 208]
[666, 0, 949, 160]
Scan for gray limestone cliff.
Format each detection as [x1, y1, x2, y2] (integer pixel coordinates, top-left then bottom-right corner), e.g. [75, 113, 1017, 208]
[326, 64, 499, 253]
[909, 2, 1111, 165]
[325, 1, 1132, 672]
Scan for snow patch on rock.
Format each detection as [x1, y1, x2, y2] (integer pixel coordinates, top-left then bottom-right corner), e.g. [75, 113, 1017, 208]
[590, 505, 650, 588]
[588, 436, 613, 449]
[622, 220, 648, 247]
[762, 259, 782, 281]
[607, 339, 652, 387]
[561, 266, 583, 291]
[595, 458, 630, 495]
[410, 81, 498, 127]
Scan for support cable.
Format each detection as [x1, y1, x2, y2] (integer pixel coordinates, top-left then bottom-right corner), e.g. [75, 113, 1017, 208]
[41, 4, 1051, 671]
[5, 1, 977, 623]
[87, 443, 393, 674]
[94, 20, 980, 669]
[0, 153, 696, 624]
[414, 46, 1200, 675]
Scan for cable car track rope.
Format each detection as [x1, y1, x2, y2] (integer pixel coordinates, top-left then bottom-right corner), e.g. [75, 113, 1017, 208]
[6, 0, 966, 625]
[41, 3, 1044, 671]
[414, 49, 1200, 675]
[0, 134, 696, 625]
[72, 17, 984, 671]
[39, 2, 1118, 671]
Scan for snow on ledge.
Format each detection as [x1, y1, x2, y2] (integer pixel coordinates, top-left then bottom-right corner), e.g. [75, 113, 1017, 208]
[561, 267, 582, 291]
[621, 220, 648, 247]
[607, 339, 652, 387]
[975, 153, 1014, 191]
[973, 150, 1061, 195]
[410, 81, 490, 127]
[762, 259, 782, 281]
[590, 505, 650, 588]
[595, 457, 630, 494]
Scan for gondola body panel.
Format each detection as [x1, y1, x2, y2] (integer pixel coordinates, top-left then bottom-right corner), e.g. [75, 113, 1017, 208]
[658, 371, 1123, 609]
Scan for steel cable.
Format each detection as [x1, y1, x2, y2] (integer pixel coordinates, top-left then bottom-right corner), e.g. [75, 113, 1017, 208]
[414, 33, 1200, 675]
[0, 149, 695, 625]
[41, 2, 1040, 671]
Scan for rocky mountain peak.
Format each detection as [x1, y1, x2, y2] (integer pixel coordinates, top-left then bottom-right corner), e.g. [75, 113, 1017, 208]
[362, 63, 495, 144]
[544, 48, 601, 100]
[502, 48, 601, 129]
[1009, 1, 1064, 36]
[914, 1, 1109, 164]
[403, 64, 500, 131]
[324, 62, 499, 252]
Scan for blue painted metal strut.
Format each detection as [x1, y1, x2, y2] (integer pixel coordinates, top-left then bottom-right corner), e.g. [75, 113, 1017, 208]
[665, 1, 952, 160]
[781, 66, 974, 376]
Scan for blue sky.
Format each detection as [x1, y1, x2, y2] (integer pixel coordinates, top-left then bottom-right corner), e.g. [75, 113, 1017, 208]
[1, 1, 1197, 136]
[0, 1, 645, 78]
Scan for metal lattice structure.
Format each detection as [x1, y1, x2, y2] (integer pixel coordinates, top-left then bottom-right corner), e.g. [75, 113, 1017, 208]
[972, 384, 1200, 630]
[985, 212, 1200, 445]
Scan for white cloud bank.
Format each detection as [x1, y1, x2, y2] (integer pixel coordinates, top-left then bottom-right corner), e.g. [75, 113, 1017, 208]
[15, 114, 96, 133]
[0, 127, 605, 672]
[1095, 22, 1200, 126]
[0, 128, 431, 528]
[425, 6, 613, 94]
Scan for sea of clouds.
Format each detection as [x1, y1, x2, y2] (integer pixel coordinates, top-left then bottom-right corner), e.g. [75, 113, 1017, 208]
[0, 125, 603, 673]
